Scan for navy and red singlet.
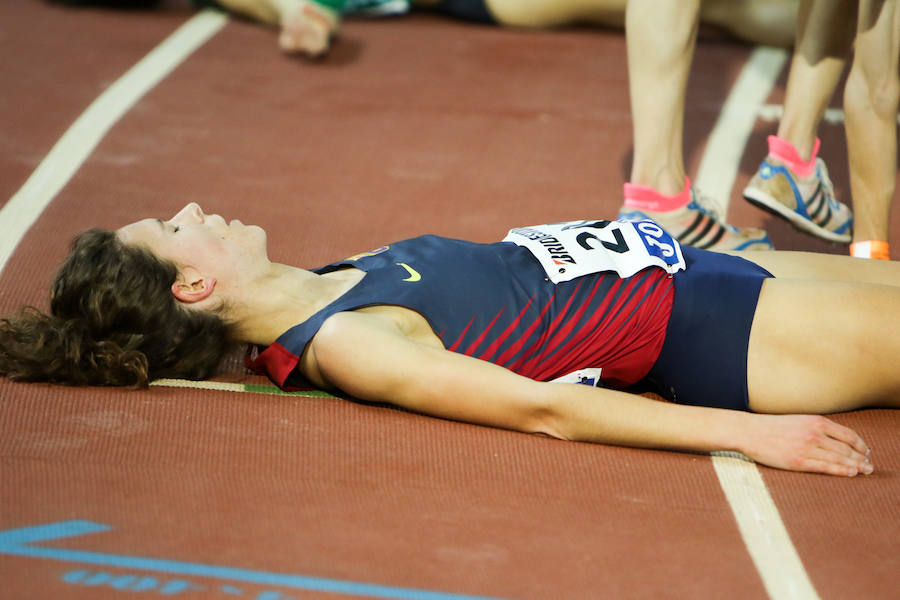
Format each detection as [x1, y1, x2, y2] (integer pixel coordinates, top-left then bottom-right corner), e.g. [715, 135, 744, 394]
[247, 234, 674, 391]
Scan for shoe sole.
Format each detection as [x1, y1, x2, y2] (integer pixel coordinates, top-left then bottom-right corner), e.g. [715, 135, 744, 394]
[743, 188, 851, 244]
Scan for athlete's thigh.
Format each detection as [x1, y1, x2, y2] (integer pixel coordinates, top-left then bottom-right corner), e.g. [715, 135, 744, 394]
[726, 250, 900, 287]
[747, 277, 900, 414]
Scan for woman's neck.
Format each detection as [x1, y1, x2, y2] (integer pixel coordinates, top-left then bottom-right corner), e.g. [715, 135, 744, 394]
[228, 263, 365, 346]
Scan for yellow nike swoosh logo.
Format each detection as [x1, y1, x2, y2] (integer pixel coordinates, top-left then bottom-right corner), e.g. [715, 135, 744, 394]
[396, 262, 421, 282]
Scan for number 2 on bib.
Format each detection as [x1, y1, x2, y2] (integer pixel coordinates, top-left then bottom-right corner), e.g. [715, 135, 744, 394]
[503, 218, 686, 283]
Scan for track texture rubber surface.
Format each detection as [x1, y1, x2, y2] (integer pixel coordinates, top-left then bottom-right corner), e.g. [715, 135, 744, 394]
[1, 2, 899, 598]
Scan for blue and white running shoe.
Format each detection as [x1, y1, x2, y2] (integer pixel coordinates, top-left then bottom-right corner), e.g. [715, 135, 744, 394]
[743, 156, 852, 243]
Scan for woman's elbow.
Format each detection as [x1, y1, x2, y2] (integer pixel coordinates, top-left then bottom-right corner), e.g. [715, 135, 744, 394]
[526, 387, 571, 441]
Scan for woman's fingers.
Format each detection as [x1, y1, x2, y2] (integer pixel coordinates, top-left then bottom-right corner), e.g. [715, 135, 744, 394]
[795, 458, 867, 478]
[747, 414, 874, 476]
[803, 443, 873, 476]
[800, 418, 873, 476]
[820, 417, 870, 456]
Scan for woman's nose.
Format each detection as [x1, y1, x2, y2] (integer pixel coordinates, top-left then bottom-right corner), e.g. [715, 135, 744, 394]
[170, 202, 205, 225]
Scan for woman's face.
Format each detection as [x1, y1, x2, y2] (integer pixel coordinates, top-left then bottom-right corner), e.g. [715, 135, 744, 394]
[117, 203, 270, 285]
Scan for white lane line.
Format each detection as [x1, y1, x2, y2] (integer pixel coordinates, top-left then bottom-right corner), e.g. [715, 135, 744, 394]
[1, 18, 815, 597]
[758, 103, 900, 125]
[694, 46, 788, 217]
[151, 378, 334, 398]
[698, 46, 821, 600]
[0, 10, 228, 277]
[151, 379, 250, 393]
[712, 452, 819, 600]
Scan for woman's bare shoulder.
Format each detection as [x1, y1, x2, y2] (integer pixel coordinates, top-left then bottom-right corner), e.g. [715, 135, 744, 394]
[298, 308, 424, 391]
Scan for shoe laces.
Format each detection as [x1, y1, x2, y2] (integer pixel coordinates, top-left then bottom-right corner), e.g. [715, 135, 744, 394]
[815, 158, 836, 196]
[688, 188, 725, 223]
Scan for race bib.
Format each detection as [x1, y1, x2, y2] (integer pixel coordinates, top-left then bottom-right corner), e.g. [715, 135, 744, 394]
[503, 219, 686, 283]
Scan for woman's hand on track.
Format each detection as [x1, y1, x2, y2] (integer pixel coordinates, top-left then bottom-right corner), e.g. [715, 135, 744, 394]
[743, 414, 873, 476]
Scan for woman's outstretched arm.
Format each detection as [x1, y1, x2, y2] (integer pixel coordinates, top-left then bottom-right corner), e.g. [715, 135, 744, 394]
[306, 310, 872, 476]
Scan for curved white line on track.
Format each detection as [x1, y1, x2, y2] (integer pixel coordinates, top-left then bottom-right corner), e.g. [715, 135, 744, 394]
[1, 18, 818, 598]
[694, 46, 788, 218]
[758, 103, 900, 125]
[0, 10, 228, 277]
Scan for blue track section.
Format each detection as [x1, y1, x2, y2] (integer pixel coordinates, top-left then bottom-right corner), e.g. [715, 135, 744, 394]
[0, 521, 506, 600]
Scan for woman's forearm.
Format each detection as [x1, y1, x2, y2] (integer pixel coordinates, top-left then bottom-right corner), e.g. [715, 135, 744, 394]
[538, 383, 749, 454]
[538, 383, 871, 476]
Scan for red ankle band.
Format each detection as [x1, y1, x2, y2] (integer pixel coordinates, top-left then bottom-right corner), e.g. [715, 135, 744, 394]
[624, 177, 691, 212]
[768, 136, 819, 178]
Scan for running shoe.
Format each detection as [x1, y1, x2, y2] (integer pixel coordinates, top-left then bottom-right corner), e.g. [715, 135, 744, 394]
[618, 189, 774, 251]
[743, 156, 852, 243]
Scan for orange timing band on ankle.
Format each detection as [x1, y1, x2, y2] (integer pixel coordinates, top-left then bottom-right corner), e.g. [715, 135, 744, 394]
[850, 240, 890, 260]
[624, 177, 691, 212]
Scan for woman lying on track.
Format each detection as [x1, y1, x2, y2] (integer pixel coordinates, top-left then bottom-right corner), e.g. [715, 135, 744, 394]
[2, 203, 898, 477]
[53, 0, 797, 56]
[203, 0, 797, 57]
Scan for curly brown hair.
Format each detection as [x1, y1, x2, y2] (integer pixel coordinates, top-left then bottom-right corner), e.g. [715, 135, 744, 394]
[0, 228, 235, 387]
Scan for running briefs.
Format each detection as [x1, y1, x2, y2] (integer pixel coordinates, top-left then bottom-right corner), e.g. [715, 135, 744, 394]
[645, 247, 773, 412]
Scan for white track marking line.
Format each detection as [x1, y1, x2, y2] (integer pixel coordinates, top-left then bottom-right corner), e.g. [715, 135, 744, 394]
[0, 10, 228, 277]
[694, 47, 788, 217]
[712, 453, 819, 600]
[698, 46, 821, 600]
[151, 379, 249, 393]
[1, 18, 816, 597]
[151, 378, 334, 398]
[758, 103, 900, 125]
